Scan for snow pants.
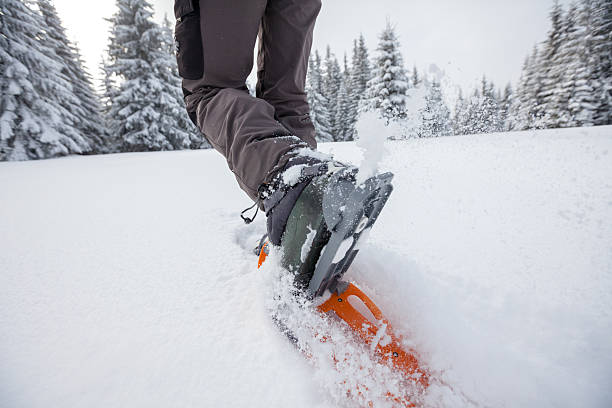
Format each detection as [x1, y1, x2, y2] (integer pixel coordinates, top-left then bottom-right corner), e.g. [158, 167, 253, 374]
[175, 0, 321, 201]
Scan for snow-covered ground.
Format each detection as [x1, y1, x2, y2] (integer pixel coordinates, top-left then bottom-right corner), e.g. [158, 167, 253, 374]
[1, 126, 611, 407]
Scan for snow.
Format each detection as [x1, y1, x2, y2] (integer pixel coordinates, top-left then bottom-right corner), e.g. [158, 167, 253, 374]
[1, 126, 612, 407]
[301, 227, 317, 263]
[355, 111, 392, 183]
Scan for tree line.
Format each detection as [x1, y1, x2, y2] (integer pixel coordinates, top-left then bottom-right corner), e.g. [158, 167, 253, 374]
[307, 0, 611, 142]
[1, 0, 204, 161]
[1, 0, 610, 161]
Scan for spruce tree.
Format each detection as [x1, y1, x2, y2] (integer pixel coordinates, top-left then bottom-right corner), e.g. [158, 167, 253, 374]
[538, 0, 566, 128]
[0, 0, 89, 160]
[37, 0, 106, 153]
[478, 77, 503, 133]
[565, 0, 598, 127]
[500, 83, 514, 131]
[587, 0, 611, 125]
[105, 0, 195, 152]
[349, 34, 371, 109]
[98, 57, 116, 150]
[513, 48, 542, 130]
[417, 79, 452, 138]
[465, 89, 482, 134]
[452, 90, 467, 135]
[345, 34, 370, 140]
[334, 56, 355, 141]
[366, 21, 410, 122]
[160, 15, 208, 149]
[550, 2, 580, 128]
[99, 57, 115, 120]
[411, 65, 420, 87]
[323, 46, 342, 139]
[306, 51, 333, 142]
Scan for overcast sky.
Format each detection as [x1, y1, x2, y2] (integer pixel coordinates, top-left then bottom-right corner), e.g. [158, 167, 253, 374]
[52, 0, 568, 92]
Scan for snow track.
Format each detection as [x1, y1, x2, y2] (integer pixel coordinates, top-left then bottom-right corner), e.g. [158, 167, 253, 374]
[1, 127, 611, 407]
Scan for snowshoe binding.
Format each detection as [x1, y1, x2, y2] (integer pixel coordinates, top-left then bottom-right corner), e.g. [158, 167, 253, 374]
[262, 160, 394, 298]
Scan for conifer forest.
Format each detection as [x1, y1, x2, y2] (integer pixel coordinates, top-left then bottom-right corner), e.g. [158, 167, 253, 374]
[1, 0, 610, 161]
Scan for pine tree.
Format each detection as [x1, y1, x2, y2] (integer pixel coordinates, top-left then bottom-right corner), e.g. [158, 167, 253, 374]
[349, 34, 371, 108]
[1, 0, 89, 160]
[538, 0, 566, 128]
[465, 88, 483, 134]
[323, 46, 342, 139]
[306, 51, 333, 142]
[417, 79, 452, 138]
[344, 34, 370, 140]
[99, 56, 115, 118]
[411, 65, 420, 87]
[500, 83, 514, 131]
[105, 0, 196, 152]
[452, 90, 467, 135]
[160, 15, 208, 149]
[332, 56, 352, 141]
[366, 21, 410, 122]
[587, 0, 612, 125]
[37, 0, 106, 153]
[98, 56, 116, 150]
[550, 2, 580, 128]
[478, 77, 503, 133]
[513, 48, 542, 130]
[565, 0, 598, 127]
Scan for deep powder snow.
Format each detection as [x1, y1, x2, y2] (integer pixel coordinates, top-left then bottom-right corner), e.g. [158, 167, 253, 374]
[1, 126, 611, 407]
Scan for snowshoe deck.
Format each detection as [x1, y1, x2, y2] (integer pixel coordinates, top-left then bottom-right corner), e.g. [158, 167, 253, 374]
[308, 171, 394, 297]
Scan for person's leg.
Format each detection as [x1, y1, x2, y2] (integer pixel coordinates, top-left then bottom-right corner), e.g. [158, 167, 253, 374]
[180, 0, 310, 201]
[257, 0, 321, 147]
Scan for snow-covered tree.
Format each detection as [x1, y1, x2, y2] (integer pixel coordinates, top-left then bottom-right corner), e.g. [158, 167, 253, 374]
[452, 90, 468, 135]
[500, 83, 514, 131]
[105, 0, 198, 152]
[563, 1, 598, 127]
[465, 89, 484, 134]
[537, 0, 566, 128]
[512, 48, 543, 130]
[548, 2, 581, 128]
[416, 79, 452, 138]
[519, 0, 611, 129]
[1, 0, 90, 160]
[323, 46, 342, 139]
[478, 77, 503, 133]
[349, 34, 371, 108]
[590, 0, 612, 125]
[411, 65, 421, 87]
[99, 56, 115, 118]
[334, 56, 354, 141]
[160, 15, 207, 149]
[37, 0, 106, 153]
[366, 21, 410, 122]
[306, 51, 333, 142]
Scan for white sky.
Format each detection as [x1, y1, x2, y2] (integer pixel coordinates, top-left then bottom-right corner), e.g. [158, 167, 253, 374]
[53, 0, 569, 92]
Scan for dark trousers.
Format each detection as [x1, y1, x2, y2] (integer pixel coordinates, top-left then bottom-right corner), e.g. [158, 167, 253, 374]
[179, 0, 321, 200]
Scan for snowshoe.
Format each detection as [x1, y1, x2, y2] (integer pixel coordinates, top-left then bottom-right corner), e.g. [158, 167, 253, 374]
[256, 159, 428, 406]
[263, 160, 394, 298]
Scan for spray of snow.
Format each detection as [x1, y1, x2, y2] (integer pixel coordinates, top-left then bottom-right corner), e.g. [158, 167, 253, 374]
[354, 111, 397, 184]
[403, 84, 429, 137]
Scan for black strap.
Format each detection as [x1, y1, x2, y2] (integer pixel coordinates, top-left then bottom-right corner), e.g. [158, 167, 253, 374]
[240, 199, 261, 224]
